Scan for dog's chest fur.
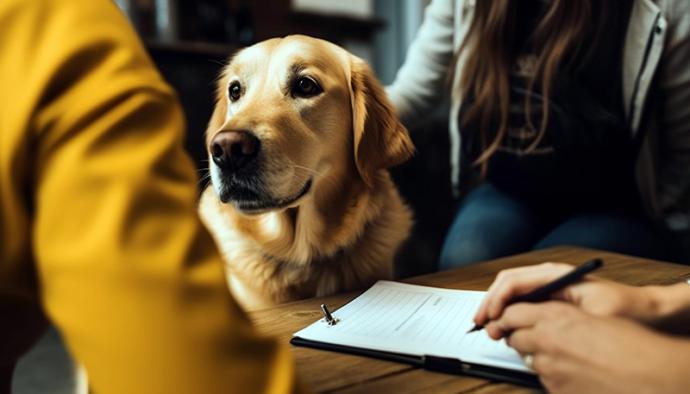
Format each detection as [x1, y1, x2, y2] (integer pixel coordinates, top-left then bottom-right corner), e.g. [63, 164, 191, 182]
[199, 172, 412, 310]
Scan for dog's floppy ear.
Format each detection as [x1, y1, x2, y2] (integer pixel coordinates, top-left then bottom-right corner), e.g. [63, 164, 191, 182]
[349, 56, 414, 188]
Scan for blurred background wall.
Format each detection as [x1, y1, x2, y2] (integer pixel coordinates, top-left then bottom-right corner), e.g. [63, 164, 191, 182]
[116, 0, 454, 278]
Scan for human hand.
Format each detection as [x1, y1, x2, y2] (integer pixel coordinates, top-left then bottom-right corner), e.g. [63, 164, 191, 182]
[474, 262, 659, 339]
[491, 302, 690, 394]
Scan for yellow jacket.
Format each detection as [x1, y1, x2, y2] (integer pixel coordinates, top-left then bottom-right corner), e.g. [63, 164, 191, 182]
[0, 0, 298, 392]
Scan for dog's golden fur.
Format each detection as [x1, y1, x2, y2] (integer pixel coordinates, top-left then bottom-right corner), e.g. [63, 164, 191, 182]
[199, 35, 414, 310]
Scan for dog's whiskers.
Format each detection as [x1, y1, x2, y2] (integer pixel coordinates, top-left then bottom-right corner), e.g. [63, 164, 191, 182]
[289, 164, 342, 189]
[286, 163, 342, 190]
[288, 164, 322, 178]
[197, 168, 211, 187]
[198, 175, 210, 182]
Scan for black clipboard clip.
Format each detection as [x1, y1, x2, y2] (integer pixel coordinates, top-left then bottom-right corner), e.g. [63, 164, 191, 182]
[422, 355, 541, 388]
[422, 355, 470, 374]
[320, 304, 340, 326]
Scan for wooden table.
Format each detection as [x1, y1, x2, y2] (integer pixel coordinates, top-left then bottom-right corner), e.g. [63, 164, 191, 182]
[249, 247, 690, 393]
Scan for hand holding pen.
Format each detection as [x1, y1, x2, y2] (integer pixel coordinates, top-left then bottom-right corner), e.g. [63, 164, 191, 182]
[469, 259, 603, 336]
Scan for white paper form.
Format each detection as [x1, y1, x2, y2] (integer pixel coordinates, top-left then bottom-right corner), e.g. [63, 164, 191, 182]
[293, 281, 531, 373]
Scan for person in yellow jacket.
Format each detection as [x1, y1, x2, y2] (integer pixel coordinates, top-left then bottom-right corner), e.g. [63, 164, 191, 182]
[0, 0, 300, 392]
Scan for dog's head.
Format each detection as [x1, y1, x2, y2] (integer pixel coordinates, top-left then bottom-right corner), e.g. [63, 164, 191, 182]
[206, 35, 414, 214]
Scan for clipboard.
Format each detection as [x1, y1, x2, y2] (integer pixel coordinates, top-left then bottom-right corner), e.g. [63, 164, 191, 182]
[290, 281, 542, 389]
[290, 337, 541, 388]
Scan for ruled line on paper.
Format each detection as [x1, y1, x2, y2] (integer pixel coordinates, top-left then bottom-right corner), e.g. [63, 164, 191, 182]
[395, 294, 432, 331]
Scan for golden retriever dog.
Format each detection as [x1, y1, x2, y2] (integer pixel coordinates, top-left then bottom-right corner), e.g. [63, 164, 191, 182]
[199, 35, 414, 310]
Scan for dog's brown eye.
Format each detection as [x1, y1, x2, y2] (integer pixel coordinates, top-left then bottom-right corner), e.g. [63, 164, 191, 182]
[228, 81, 242, 101]
[293, 76, 322, 98]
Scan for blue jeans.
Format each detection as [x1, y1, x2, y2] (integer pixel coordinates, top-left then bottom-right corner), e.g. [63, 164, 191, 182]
[439, 182, 681, 270]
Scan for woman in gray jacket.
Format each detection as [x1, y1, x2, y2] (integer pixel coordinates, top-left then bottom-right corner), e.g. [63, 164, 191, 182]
[387, 0, 690, 268]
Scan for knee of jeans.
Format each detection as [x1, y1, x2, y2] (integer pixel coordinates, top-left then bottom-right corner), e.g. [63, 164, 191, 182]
[438, 240, 494, 270]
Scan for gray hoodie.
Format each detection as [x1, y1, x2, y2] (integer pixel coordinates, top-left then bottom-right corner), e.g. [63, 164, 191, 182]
[387, 0, 690, 249]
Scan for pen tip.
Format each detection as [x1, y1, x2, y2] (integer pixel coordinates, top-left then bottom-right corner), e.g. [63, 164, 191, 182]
[467, 325, 482, 334]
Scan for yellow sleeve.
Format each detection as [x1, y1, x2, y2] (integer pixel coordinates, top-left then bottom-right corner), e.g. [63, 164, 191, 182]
[0, 0, 299, 392]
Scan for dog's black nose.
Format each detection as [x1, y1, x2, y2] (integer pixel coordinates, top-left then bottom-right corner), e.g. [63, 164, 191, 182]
[210, 131, 260, 170]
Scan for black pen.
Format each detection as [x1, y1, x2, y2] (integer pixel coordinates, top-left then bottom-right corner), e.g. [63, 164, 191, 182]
[467, 258, 604, 333]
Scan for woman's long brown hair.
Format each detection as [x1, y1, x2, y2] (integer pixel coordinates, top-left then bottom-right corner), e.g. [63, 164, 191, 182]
[456, 0, 612, 175]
